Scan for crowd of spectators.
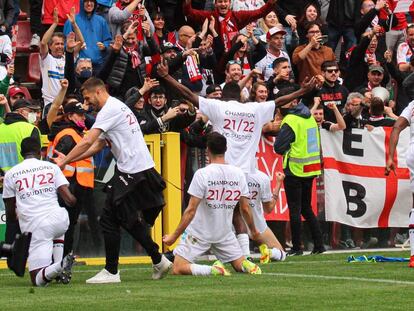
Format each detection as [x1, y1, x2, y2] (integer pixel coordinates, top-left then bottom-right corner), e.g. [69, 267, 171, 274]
[1, 0, 413, 254]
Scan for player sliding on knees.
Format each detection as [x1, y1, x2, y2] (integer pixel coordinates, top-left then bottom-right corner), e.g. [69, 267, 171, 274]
[247, 170, 287, 263]
[2, 138, 77, 286]
[157, 60, 317, 259]
[163, 132, 262, 276]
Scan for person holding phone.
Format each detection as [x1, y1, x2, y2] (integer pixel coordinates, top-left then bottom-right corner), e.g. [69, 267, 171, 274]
[292, 21, 336, 84]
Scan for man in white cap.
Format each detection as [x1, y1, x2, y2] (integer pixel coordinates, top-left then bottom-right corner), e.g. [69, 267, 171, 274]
[255, 26, 291, 81]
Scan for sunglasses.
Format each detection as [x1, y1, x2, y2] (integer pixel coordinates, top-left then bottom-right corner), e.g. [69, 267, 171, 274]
[228, 60, 242, 65]
[325, 69, 339, 73]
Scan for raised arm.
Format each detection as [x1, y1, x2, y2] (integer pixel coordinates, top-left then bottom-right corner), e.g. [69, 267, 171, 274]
[157, 61, 199, 107]
[274, 77, 317, 108]
[263, 172, 285, 214]
[40, 8, 59, 59]
[66, 7, 85, 54]
[47, 79, 68, 128]
[326, 102, 346, 132]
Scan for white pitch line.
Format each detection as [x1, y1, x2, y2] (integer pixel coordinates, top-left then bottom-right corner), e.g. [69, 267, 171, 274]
[263, 272, 414, 285]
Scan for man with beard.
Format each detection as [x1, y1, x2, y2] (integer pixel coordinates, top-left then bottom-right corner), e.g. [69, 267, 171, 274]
[53, 77, 172, 283]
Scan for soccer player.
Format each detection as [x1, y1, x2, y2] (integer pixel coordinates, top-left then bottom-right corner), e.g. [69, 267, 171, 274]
[247, 170, 287, 263]
[2, 137, 77, 286]
[386, 101, 414, 268]
[163, 132, 261, 276]
[158, 61, 316, 257]
[53, 78, 172, 283]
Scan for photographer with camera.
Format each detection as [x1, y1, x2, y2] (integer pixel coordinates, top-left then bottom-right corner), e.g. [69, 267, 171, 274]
[136, 86, 196, 135]
[292, 22, 335, 84]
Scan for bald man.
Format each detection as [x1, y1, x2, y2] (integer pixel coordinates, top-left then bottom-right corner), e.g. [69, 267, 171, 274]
[176, 25, 196, 51]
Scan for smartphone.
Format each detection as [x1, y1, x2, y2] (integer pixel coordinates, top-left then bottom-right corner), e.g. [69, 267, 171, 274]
[319, 35, 328, 45]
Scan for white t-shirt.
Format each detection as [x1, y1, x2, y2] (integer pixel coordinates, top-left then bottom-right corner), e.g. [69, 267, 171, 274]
[400, 101, 414, 171]
[92, 96, 154, 174]
[255, 50, 291, 81]
[231, 0, 264, 11]
[397, 42, 413, 66]
[187, 163, 250, 243]
[199, 97, 275, 173]
[247, 169, 272, 232]
[2, 158, 68, 232]
[40, 53, 65, 106]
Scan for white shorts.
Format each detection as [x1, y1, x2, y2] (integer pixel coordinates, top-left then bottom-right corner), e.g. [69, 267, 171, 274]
[28, 208, 69, 271]
[173, 231, 243, 263]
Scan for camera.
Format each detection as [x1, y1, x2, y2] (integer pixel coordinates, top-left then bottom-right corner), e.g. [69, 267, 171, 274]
[318, 35, 328, 45]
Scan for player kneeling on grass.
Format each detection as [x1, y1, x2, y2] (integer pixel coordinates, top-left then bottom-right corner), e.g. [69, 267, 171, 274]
[163, 132, 261, 276]
[246, 170, 287, 264]
[2, 138, 77, 286]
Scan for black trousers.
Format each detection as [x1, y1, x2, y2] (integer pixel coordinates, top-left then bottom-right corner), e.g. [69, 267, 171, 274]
[100, 194, 163, 274]
[98, 167, 165, 273]
[29, 0, 42, 35]
[284, 175, 324, 251]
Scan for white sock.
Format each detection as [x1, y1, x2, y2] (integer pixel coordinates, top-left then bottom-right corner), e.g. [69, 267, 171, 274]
[237, 234, 250, 256]
[270, 248, 286, 261]
[409, 209, 414, 257]
[190, 264, 212, 276]
[52, 238, 64, 263]
[35, 262, 63, 287]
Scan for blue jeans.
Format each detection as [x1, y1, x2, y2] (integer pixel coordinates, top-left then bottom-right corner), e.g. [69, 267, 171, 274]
[327, 25, 356, 56]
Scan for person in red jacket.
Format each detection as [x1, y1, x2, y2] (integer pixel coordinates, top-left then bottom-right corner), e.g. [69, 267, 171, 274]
[42, 0, 80, 32]
[183, 0, 277, 51]
[378, 0, 414, 54]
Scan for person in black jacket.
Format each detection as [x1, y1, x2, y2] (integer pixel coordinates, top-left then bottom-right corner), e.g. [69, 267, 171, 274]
[345, 30, 389, 92]
[354, 0, 394, 45]
[315, 61, 349, 123]
[136, 86, 196, 135]
[106, 19, 159, 100]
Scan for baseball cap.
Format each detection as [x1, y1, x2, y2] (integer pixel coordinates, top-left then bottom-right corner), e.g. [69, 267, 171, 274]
[368, 65, 384, 74]
[9, 86, 25, 98]
[160, 42, 180, 54]
[12, 99, 41, 111]
[63, 101, 86, 114]
[267, 26, 287, 40]
[206, 84, 222, 95]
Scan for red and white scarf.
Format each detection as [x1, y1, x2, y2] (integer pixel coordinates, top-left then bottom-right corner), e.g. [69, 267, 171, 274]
[218, 10, 238, 51]
[123, 45, 140, 69]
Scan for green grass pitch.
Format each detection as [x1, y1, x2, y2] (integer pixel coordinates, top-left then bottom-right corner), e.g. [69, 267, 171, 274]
[1, 251, 414, 311]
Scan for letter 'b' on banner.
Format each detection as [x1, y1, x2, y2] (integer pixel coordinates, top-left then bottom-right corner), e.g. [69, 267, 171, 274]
[322, 128, 412, 228]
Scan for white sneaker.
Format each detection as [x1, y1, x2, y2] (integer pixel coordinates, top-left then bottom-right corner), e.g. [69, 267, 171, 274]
[86, 269, 121, 284]
[152, 255, 172, 280]
[30, 34, 40, 50]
